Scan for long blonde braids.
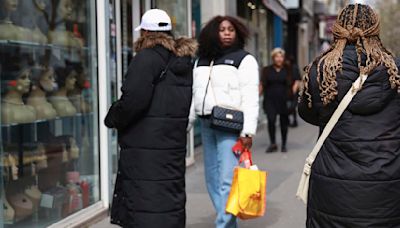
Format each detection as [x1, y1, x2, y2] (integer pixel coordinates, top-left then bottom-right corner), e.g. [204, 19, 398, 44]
[301, 4, 400, 108]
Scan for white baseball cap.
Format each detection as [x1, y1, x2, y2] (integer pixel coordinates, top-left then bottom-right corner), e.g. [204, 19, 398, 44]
[134, 9, 172, 32]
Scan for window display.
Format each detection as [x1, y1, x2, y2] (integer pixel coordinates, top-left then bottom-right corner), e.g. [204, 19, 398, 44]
[0, 0, 100, 227]
[154, 0, 189, 36]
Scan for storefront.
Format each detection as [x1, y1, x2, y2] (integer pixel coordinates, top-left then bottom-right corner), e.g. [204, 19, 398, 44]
[0, 0, 193, 227]
[236, 0, 287, 66]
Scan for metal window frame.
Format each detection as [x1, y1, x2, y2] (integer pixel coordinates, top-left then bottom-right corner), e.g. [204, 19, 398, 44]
[97, 0, 111, 210]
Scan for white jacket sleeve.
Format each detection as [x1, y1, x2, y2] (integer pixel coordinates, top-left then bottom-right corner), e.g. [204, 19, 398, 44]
[187, 59, 198, 131]
[238, 55, 259, 136]
[187, 99, 196, 131]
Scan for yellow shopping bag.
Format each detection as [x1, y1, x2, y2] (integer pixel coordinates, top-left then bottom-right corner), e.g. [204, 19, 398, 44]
[225, 166, 268, 219]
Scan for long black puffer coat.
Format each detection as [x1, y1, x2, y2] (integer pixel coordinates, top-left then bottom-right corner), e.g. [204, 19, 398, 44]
[299, 45, 400, 227]
[105, 33, 197, 228]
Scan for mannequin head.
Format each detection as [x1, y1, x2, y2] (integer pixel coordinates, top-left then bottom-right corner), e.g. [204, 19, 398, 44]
[1, 57, 33, 95]
[31, 66, 57, 92]
[55, 63, 77, 92]
[45, 0, 73, 30]
[58, 0, 73, 21]
[14, 68, 31, 94]
[47, 0, 73, 21]
[2, 0, 18, 12]
[72, 63, 88, 90]
[11, 0, 48, 33]
[34, 0, 47, 11]
[0, 0, 18, 20]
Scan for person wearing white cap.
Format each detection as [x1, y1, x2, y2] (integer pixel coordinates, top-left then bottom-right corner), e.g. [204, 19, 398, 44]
[105, 9, 197, 228]
[134, 9, 172, 32]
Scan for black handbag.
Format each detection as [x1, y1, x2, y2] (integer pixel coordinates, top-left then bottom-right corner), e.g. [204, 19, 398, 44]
[204, 60, 244, 133]
[210, 106, 244, 133]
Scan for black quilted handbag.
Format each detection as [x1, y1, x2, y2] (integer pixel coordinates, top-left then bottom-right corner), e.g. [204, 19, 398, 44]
[203, 60, 244, 134]
[210, 106, 244, 133]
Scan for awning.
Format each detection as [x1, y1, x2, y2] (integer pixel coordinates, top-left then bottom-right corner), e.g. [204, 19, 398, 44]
[262, 0, 288, 21]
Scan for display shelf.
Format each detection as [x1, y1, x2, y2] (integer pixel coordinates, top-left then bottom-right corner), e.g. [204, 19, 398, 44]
[1, 119, 49, 128]
[1, 113, 92, 178]
[3, 214, 33, 225]
[0, 40, 90, 52]
[0, 113, 94, 128]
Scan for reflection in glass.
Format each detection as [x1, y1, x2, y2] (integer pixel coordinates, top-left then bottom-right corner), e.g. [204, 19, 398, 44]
[0, 0, 99, 227]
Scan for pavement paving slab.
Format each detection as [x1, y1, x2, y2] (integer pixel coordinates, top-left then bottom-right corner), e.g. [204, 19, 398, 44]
[92, 120, 318, 228]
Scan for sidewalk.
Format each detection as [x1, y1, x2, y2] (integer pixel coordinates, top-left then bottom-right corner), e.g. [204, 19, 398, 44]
[92, 120, 318, 228]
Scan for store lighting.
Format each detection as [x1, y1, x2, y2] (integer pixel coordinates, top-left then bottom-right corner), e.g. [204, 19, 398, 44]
[247, 1, 256, 10]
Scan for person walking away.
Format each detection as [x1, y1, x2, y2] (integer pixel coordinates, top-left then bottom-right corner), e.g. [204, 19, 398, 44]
[299, 4, 400, 227]
[104, 9, 197, 228]
[188, 16, 259, 228]
[285, 55, 301, 127]
[260, 48, 299, 153]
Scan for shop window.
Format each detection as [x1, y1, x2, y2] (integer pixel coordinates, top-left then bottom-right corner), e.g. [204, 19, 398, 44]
[0, 0, 100, 227]
[154, 0, 188, 36]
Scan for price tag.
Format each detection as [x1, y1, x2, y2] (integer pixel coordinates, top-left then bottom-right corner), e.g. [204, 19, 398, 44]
[40, 193, 54, 208]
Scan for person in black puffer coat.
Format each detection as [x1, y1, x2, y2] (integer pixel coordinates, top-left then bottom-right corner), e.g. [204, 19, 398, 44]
[299, 4, 400, 227]
[104, 9, 197, 228]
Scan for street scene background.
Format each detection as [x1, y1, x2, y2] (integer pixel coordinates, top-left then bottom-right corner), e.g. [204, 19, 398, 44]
[1, 0, 400, 227]
[96, 0, 400, 227]
[94, 120, 317, 228]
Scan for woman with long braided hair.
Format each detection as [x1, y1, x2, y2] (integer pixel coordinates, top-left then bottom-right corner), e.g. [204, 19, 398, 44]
[299, 4, 400, 227]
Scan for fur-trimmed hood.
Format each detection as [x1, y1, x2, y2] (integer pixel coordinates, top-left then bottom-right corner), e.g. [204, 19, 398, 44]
[134, 32, 198, 57]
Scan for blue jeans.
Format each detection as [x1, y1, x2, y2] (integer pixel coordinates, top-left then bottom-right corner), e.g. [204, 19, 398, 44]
[201, 119, 239, 228]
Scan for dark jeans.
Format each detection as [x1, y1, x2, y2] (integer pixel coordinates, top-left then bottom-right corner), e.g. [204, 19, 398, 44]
[266, 111, 289, 146]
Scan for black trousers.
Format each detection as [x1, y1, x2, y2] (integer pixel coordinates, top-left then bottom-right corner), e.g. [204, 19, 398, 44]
[266, 111, 289, 146]
[290, 94, 299, 124]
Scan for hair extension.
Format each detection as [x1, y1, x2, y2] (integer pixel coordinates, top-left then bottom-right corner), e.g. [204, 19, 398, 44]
[301, 4, 400, 107]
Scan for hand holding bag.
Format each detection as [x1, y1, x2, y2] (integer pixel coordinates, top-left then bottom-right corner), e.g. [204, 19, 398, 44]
[205, 60, 244, 133]
[226, 150, 268, 219]
[296, 73, 368, 204]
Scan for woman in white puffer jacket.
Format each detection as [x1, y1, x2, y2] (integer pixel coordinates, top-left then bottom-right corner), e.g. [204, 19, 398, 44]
[188, 16, 259, 228]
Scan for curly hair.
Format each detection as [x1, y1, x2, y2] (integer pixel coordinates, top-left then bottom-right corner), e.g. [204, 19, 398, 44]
[301, 4, 400, 107]
[198, 16, 249, 60]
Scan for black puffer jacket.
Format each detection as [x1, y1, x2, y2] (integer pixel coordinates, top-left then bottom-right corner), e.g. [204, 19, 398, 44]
[299, 45, 400, 227]
[105, 33, 197, 228]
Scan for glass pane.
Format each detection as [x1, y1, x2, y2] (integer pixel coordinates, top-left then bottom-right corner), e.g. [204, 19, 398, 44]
[121, 0, 134, 75]
[154, 0, 188, 36]
[0, 0, 100, 227]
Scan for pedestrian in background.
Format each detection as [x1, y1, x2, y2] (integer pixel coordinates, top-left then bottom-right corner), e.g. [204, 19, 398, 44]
[285, 55, 301, 127]
[189, 16, 259, 228]
[260, 48, 299, 153]
[104, 9, 197, 228]
[299, 4, 400, 227]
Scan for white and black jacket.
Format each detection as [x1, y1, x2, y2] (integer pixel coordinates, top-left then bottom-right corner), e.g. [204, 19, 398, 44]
[189, 49, 259, 136]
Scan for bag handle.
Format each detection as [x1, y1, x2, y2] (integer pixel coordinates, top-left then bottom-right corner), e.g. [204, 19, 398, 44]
[303, 73, 368, 169]
[207, 60, 219, 105]
[239, 149, 253, 168]
[153, 52, 174, 85]
[201, 60, 217, 115]
[206, 60, 240, 110]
